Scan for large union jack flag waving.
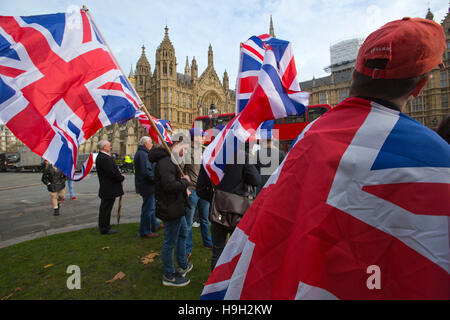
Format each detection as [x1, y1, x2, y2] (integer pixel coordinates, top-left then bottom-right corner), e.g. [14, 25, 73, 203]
[201, 97, 450, 299]
[0, 10, 140, 179]
[202, 34, 310, 185]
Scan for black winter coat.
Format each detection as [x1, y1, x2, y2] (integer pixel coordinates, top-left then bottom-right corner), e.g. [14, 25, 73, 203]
[196, 150, 262, 202]
[148, 147, 189, 221]
[95, 152, 124, 199]
[134, 145, 155, 195]
[41, 164, 66, 192]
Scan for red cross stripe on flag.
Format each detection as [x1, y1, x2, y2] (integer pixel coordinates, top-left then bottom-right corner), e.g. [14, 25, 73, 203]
[0, 10, 139, 178]
[201, 97, 450, 300]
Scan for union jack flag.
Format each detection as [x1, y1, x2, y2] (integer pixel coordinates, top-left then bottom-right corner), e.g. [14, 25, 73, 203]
[159, 119, 173, 133]
[201, 97, 450, 299]
[0, 10, 140, 179]
[135, 110, 172, 145]
[236, 34, 274, 138]
[72, 152, 96, 182]
[202, 34, 309, 185]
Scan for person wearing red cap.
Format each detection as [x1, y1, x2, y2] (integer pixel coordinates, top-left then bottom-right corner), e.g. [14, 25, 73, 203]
[201, 17, 450, 299]
[351, 17, 446, 111]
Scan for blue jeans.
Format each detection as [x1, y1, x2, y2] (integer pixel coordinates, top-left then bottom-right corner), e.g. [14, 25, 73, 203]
[162, 216, 188, 278]
[185, 190, 212, 254]
[139, 193, 159, 236]
[66, 180, 75, 198]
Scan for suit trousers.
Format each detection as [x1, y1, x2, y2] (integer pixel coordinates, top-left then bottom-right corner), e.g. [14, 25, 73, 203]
[99, 197, 116, 233]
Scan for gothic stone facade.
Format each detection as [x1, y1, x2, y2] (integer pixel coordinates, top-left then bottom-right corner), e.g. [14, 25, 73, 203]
[79, 26, 235, 157]
[300, 8, 450, 132]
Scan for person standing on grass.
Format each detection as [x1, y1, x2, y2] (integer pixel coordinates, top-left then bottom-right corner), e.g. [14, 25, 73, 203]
[95, 140, 125, 235]
[134, 136, 160, 239]
[41, 160, 66, 216]
[183, 128, 213, 260]
[148, 138, 192, 287]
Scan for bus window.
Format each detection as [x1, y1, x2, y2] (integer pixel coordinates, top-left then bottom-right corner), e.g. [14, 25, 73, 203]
[285, 114, 306, 124]
[211, 115, 233, 128]
[275, 118, 284, 125]
[307, 107, 328, 122]
[285, 115, 297, 124]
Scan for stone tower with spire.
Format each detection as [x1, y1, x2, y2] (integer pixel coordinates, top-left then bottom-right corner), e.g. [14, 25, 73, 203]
[269, 14, 275, 37]
[184, 56, 190, 75]
[191, 56, 198, 80]
[208, 43, 214, 68]
[155, 26, 177, 81]
[135, 45, 151, 92]
[426, 7, 434, 21]
[223, 70, 229, 92]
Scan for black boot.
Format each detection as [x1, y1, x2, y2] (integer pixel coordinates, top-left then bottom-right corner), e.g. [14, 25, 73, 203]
[54, 207, 60, 216]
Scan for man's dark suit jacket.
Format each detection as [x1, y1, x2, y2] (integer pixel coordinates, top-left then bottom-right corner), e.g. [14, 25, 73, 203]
[95, 152, 124, 199]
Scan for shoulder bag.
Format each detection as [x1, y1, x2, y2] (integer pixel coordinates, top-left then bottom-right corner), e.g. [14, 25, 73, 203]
[209, 185, 256, 230]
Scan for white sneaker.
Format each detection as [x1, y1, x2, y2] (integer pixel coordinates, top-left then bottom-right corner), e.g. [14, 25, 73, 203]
[192, 222, 200, 228]
[176, 261, 193, 277]
[162, 273, 190, 287]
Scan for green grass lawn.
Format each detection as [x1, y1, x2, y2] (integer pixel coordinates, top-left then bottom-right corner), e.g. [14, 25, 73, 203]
[0, 223, 213, 300]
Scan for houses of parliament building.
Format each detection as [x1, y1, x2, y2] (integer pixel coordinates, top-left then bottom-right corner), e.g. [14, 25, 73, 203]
[78, 26, 236, 156]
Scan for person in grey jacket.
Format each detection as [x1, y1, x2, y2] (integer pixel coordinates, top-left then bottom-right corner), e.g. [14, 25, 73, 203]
[134, 136, 160, 238]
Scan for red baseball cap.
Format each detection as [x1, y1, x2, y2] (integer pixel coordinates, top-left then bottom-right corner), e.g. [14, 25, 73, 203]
[355, 17, 446, 79]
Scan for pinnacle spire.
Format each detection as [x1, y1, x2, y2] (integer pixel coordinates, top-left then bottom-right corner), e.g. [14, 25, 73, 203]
[185, 56, 190, 75]
[208, 43, 214, 67]
[269, 14, 275, 37]
[426, 7, 434, 21]
[129, 64, 134, 77]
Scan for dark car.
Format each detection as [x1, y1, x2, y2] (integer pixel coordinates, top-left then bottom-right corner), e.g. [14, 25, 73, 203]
[0, 152, 20, 171]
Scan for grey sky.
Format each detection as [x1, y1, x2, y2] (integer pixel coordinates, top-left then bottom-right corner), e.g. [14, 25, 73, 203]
[1, 0, 448, 88]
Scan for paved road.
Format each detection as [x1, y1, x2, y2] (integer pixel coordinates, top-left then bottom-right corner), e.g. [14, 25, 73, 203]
[0, 172, 142, 248]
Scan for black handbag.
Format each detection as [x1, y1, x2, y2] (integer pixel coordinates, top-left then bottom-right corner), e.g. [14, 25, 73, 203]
[209, 185, 256, 230]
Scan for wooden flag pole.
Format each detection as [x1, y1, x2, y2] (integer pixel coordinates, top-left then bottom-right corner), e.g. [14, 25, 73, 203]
[82, 5, 185, 177]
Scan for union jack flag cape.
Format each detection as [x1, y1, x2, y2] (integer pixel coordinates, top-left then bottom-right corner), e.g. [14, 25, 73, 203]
[0, 10, 140, 179]
[201, 97, 450, 299]
[202, 34, 309, 185]
[135, 110, 172, 145]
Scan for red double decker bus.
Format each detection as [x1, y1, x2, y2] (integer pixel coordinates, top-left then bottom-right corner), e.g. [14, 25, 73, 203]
[193, 104, 332, 153]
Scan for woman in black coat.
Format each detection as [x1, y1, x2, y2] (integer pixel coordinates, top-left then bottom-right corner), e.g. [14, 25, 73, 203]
[148, 142, 193, 286]
[41, 160, 67, 216]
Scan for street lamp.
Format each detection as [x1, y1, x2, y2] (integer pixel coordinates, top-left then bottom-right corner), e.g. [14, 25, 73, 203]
[209, 101, 218, 115]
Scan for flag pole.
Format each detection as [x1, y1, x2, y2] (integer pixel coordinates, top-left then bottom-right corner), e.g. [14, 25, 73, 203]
[82, 5, 185, 176]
